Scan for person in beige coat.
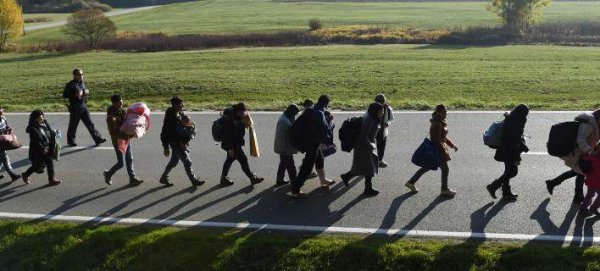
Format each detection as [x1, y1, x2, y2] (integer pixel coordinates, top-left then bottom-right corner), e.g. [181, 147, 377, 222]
[546, 110, 600, 203]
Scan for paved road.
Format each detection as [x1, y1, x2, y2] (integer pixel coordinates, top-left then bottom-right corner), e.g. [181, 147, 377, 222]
[0, 111, 596, 243]
[24, 6, 160, 32]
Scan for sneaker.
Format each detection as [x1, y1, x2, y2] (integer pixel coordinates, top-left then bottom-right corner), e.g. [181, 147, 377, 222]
[545, 180, 555, 195]
[363, 188, 380, 197]
[48, 178, 62, 186]
[486, 184, 497, 200]
[67, 142, 78, 147]
[291, 191, 306, 199]
[250, 176, 264, 185]
[340, 173, 351, 187]
[129, 177, 144, 186]
[220, 176, 234, 186]
[276, 179, 290, 185]
[502, 193, 518, 201]
[308, 171, 318, 179]
[320, 179, 336, 188]
[378, 160, 388, 168]
[103, 171, 112, 185]
[440, 189, 456, 197]
[22, 174, 30, 185]
[159, 176, 174, 187]
[95, 138, 107, 146]
[9, 173, 21, 182]
[405, 182, 418, 193]
[191, 178, 205, 187]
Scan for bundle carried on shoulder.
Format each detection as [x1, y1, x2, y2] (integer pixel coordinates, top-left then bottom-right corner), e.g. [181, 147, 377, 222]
[547, 120, 585, 157]
[119, 102, 151, 139]
[483, 120, 504, 149]
[339, 116, 362, 152]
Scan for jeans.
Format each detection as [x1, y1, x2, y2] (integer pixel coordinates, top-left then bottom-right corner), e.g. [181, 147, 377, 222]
[408, 161, 449, 190]
[106, 143, 135, 179]
[277, 154, 296, 182]
[67, 105, 103, 144]
[161, 143, 196, 182]
[292, 144, 324, 193]
[222, 147, 253, 178]
[0, 149, 17, 176]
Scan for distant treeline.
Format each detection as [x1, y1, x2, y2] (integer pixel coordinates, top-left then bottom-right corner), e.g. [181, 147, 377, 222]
[98, 0, 196, 8]
[22, 0, 112, 13]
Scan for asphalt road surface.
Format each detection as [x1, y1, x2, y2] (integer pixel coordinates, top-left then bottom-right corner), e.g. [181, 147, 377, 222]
[0, 111, 597, 243]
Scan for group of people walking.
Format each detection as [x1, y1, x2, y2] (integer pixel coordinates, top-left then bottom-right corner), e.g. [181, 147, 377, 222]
[1, 69, 600, 216]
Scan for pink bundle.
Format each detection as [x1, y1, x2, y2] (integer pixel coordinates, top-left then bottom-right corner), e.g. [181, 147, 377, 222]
[117, 103, 150, 153]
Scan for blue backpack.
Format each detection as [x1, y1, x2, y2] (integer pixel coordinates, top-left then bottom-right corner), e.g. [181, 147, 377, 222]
[483, 120, 504, 149]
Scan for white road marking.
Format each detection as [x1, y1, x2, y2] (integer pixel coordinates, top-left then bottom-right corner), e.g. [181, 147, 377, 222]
[4, 111, 581, 116]
[524, 152, 549, 156]
[0, 211, 595, 243]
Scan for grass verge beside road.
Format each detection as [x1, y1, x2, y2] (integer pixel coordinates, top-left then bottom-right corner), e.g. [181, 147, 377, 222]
[0, 219, 599, 270]
[2, 44, 600, 111]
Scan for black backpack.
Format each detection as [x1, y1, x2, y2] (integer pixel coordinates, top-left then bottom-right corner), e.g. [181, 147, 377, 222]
[547, 121, 584, 157]
[290, 110, 314, 152]
[339, 116, 363, 152]
[212, 109, 231, 142]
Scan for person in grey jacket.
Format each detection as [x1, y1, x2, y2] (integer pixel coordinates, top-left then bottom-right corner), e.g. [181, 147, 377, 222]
[374, 94, 394, 168]
[274, 104, 301, 185]
[0, 108, 21, 182]
[546, 110, 600, 203]
[340, 102, 384, 196]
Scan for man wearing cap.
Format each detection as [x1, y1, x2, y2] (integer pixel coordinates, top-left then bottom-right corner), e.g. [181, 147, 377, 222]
[159, 96, 204, 187]
[62, 68, 106, 147]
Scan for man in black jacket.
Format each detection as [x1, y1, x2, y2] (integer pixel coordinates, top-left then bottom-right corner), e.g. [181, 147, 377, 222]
[62, 68, 106, 147]
[159, 96, 204, 187]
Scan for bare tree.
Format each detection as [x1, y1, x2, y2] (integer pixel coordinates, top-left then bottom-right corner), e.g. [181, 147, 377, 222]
[65, 9, 116, 49]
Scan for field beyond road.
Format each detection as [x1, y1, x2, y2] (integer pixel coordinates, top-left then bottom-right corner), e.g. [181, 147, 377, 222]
[2, 44, 600, 111]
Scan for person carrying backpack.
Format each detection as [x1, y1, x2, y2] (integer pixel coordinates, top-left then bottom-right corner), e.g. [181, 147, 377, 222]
[0, 108, 21, 182]
[374, 94, 394, 168]
[220, 103, 264, 186]
[486, 104, 530, 201]
[274, 104, 301, 185]
[159, 96, 204, 187]
[21, 110, 61, 186]
[103, 95, 144, 186]
[290, 95, 332, 198]
[404, 104, 458, 197]
[340, 102, 384, 196]
[545, 110, 600, 203]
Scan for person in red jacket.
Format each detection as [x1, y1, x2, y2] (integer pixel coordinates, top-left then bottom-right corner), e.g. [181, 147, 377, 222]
[580, 154, 600, 216]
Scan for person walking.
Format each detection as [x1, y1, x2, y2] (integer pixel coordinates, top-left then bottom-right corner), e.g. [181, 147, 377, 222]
[159, 96, 204, 187]
[302, 99, 319, 180]
[486, 104, 530, 201]
[374, 94, 394, 168]
[21, 110, 61, 186]
[404, 104, 458, 197]
[0, 108, 21, 182]
[545, 109, 600, 203]
[62, 68, 106, 147]
[340, 102, 384, 196]
[317, 111, 336, 187]
[103, 95, 143, 186]
[291, 95, 332, 198]
[578, 155, 600, 215]
[274, 104, 301, 185]
[220, 103, 264, 186]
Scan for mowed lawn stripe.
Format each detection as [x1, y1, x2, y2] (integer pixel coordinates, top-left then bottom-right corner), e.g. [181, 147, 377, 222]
[1, 44, 600, 111]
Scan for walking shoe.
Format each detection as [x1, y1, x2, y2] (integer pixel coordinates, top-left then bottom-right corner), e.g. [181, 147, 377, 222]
[276, 178, 290, 186]
[340, 173, 351, 187]
[363, 188, 380, 197]
[191, 178, 205, 187]
[502, 186, 518, 201]
[159, 176, 174, 187]
[486, 184, 498, 200]
[67, 142, 78, 147]
[95, 138, 107, 146]
[291, 191, 307, 199]
[22, 174, 30, 185]
[308, 171, 318, 179]
[9, 173, 21, 182]
[320, 179, 336, 188]
[103, 171, 112, 185]
[220, 176, 234, 186]
[440, 189, 457, 198]
[545, 180, 556, 195]
[378, 160, 388, 168]
[129, 177, 144, 186]
[250, 176, 264, 185]
[573, 194, 584, 204]
[405, 182, 418, 193]
[48, 178, 62, 186]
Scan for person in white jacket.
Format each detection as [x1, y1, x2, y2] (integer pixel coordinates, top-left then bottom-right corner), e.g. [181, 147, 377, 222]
[546, 110, 600, 203]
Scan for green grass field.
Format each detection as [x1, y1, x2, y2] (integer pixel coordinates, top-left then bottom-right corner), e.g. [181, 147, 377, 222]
[17, 0, 600, 45]
[1, 219, 599, 270]
[2, 44, 600, 111]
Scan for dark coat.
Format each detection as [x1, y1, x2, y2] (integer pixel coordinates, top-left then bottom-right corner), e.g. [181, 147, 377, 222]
[160, 107, 184, 148]
[495, 107, 529, 163]
[63, 79, 87, 107]
[351, 114, 380, 177]
[26, 120, 53, 165]
[221, 113, 246, 151]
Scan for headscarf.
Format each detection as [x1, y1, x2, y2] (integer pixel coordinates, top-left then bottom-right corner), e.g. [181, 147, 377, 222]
[431, 104, 447, 124]
[508, 104, 529, 122]
[374, 94, 386, 104]
[367, 102, 384, 121]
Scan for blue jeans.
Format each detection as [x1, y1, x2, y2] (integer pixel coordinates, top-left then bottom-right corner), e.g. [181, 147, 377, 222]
[107, 144, 135, 179]
[0, 149, 17, 177]
[161, 143, 196, 182]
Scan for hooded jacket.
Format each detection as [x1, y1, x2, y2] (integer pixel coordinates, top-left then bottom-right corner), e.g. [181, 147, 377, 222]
[495, 105, 529, 163]
[26, 119, 53, 163]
